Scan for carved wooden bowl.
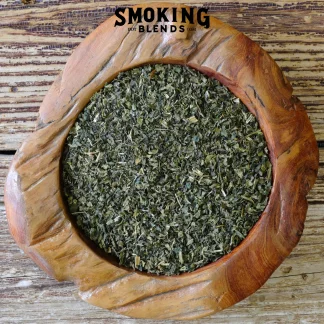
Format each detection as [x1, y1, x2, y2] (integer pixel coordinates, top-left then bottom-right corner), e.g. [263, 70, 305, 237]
[5, 3, 319, 320]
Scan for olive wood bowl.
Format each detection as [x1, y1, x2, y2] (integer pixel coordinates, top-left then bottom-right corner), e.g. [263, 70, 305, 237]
[5, 3, 319, 320]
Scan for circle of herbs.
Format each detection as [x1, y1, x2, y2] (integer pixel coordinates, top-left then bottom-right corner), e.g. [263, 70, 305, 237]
[62, 64, 272, 276]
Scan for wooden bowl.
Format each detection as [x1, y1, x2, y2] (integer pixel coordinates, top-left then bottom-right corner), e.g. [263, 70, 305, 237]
[5, 3, 319, 320]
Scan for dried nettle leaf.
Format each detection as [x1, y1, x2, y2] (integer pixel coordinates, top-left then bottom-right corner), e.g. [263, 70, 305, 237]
[62, 64, 272, 275]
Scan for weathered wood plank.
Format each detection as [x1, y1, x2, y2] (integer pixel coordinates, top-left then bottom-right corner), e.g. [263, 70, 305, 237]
[0, 149, 323, 204]
[0, 154, 12, 201]
[1, 1, 323, 321]
[1, 202, 323, 322]
[0, 1, 324, 150]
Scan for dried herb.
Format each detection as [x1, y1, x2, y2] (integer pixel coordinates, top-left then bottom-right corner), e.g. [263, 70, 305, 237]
[62, 64, 272, 275]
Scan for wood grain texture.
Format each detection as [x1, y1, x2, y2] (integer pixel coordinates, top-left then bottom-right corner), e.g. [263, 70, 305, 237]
[4, 3, 319, 320]
[1, 149, 323, 204]
[1, 202, 324, 323]
[0, 0, 324, 150]
[1, 0, 323, 322]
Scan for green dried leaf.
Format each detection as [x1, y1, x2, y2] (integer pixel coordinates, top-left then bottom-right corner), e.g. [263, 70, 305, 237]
[62, 64, 272, 276]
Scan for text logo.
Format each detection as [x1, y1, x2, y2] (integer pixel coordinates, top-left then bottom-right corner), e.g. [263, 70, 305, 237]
[114, 7, 210, 33]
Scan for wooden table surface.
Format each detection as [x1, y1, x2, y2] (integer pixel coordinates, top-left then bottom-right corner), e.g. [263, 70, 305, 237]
[0, 1, 323, 323]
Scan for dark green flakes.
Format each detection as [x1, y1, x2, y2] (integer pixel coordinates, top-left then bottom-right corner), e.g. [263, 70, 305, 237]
[62, 64, 272, 275]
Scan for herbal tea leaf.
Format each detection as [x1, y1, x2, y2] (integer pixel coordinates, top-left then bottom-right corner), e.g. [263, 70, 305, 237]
[62, 64, 272, 276]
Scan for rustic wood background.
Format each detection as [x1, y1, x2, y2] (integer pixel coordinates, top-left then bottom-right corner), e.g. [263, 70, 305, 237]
[0, 0, 323, 323]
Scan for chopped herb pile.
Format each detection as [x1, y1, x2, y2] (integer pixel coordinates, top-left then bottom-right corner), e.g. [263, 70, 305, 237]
[62, 64, 272, 275]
